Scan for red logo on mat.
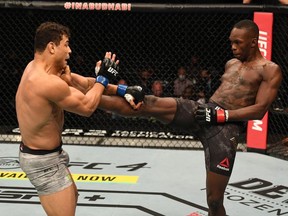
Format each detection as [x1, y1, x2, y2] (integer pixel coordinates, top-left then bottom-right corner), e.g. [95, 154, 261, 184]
[187, 212, 200, 216]
[219, 158, 230, 168]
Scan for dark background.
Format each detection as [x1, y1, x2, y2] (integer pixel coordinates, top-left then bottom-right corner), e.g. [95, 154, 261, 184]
[0, 2, 287, 148]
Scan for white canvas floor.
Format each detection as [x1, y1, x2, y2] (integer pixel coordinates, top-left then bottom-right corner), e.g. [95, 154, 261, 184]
[0, 143, 288, 216]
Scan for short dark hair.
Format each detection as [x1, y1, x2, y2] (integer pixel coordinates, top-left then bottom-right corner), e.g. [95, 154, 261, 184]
[34, 22, 70, 53]
[233, 19, 259, 39]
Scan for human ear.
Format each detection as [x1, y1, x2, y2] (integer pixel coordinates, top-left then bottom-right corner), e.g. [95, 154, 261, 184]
[251, 37, 258, 48]
[47, 42, 55, 54]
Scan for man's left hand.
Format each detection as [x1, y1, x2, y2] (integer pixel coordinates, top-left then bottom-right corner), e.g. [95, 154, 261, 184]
[117, 85, 145, 110]
[61, 65, 72, 85]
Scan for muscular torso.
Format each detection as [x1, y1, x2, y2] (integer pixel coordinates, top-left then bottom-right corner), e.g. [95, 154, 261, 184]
[211, 58, 271, 110]
[16, 61, 64, 150]
[100, 55, 281, 125]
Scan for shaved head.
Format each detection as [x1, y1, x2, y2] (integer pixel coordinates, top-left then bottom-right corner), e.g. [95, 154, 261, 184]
[233, 19, 259, 39]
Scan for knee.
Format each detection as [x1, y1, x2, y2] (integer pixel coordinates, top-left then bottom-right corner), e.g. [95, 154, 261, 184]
[207, 195, 223, 213]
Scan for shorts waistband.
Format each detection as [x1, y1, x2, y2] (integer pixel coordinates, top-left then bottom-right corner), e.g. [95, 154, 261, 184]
[208, 99, 226, 109]
[20, 142, 63, 155]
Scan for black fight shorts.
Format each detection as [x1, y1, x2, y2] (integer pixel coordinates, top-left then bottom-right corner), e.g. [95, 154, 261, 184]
[169, 98, 245, 176]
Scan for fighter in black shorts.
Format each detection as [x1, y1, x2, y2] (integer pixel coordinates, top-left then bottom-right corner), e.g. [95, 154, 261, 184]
[170, 98, 244, 177]
[99, 19, 282, 216]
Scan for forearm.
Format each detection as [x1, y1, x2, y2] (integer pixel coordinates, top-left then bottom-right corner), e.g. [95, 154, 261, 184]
[196, 103, 269, 124]
[99, 95, 138, 116]
[70, 73, 95, 94]
[228, 104, 268, 121]
[104, 84, 118, 95]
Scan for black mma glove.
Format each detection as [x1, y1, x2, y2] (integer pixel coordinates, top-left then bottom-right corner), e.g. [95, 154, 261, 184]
[117, 84, 145, 104]
[95, 58, 119, 87]
[195, 104, 229, 125]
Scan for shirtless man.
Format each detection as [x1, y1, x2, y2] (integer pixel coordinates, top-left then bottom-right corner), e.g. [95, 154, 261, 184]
[99, 19, 282, 215]
[15, 22, 143, 216]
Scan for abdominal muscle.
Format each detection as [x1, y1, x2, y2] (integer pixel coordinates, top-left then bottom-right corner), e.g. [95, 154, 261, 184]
[17, 100, 64, 151]
[20, 116, 64, 151]
[210, 81, 258, 110]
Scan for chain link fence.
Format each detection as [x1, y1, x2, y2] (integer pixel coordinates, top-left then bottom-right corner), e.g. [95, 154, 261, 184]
[0, 2, 287, 153]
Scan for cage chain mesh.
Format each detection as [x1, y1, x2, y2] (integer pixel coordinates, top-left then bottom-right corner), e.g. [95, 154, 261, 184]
[0, 7, 287, 156]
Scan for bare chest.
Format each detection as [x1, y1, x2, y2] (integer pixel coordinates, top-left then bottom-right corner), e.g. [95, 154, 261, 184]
[222, 65, 262, 88]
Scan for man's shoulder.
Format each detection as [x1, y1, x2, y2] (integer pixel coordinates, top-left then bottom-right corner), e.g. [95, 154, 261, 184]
[31, 71, 62, 86]
[224, 58, 239, 68]
[28, 72, 68, 98]
[260, 59, 282, 81]
[264, 59, 279, 67]
[226, 58, 239, 65]
[261, 59, 281, 72]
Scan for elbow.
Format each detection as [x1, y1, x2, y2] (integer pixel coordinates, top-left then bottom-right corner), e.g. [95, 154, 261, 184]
[259, 112, 267, 119]
[79, 111, 92, 117]
[253, 110, 268, 120]
[252, 104, 270, 120]
[83, 112, 93, 117]
[253, 115, 264, 120]
[82, 107, 97, 117]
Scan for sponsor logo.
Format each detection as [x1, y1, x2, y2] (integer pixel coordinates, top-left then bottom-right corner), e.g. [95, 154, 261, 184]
[0, 157, 20, 169]
[205, 108, 211, 122]
[108, 67, 119, 76]
[64, 2, 132, 11]
[0, 171, 138, 184]
[12, 128, 195, 140]
[187, 212, 205, 216]
[258, 30, 268, 58]
[251, 120, 263, 131]
[74, 173, 138, 183]
[226, 178, 288, 215]
[217, 157, 230, 171]
[0, 186, 208, 214]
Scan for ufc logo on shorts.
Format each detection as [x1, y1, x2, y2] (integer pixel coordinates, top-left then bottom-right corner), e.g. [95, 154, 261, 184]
[108, 67, 118, 76]
[205, 108, 211, 122]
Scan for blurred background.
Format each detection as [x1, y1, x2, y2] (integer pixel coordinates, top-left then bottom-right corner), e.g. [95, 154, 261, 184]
[0, 0, 287, 158]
